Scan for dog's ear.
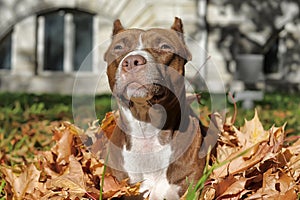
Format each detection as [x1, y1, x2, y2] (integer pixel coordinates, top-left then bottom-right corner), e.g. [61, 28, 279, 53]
[171, 17, 184, 33]
[113, 19, 124, 35]
[171, 17, 192, 61]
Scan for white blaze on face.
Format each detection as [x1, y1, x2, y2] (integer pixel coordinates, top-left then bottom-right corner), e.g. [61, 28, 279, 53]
[114, 33, 160, 99]
[137, 33, 144, 50]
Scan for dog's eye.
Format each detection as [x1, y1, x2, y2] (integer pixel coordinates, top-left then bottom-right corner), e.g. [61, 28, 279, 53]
[114, 44, 124, 50]
[160, 44, 172, 50]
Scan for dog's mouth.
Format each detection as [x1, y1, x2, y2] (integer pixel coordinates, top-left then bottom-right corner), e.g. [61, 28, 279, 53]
[125, 82, 149, 99]
[120, 82, 166, 103]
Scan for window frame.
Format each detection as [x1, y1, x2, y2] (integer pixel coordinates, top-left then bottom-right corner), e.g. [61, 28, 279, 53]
[36, 8, 97, 76]
[0, 29, 13, 73]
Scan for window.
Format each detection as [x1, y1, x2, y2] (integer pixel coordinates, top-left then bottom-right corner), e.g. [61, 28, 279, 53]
[73, 12, 93, 71]
[38, 9, 94, 73]
[0, 31, 12, 70]
[44, 11, 64, 71]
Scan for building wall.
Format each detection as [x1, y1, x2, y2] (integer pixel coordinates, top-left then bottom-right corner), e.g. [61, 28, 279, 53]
[1, 0, 299, 94]
[0, 0, 209, 94]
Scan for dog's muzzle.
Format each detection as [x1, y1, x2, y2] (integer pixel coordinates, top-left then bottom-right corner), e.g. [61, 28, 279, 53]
[115, 51, 167, 102]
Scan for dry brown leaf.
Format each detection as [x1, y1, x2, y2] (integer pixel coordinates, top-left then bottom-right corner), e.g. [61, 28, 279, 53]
[276, 148, 293, 168]
[215, 145, 238, 163]
[213, 142, 272, 178]
[1, 164, 40, 200]
[216, 177, 248, 199]
[49, 155, 87, 196]
[277, 187, 299, 200]
[199, 186, 216, 200]
[100, 111, 117, 139]
[102, 176, 140, 199]
[288, 154, 300, 182]
[246, 169, 298, 200]
[287, 138, 300, 155]
[269, 124, 286, 153]
[2, 109, 300, 199]
[102, 175, 123, 193]
[51, 129, 74, 165]
[214, 175, 238, 197]
[52, 121, 83, 141]
[277, 172, 295, 193]
[238, 110, 269, 148]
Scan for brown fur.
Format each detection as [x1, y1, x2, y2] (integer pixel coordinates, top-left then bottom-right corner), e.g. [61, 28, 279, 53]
[104, 17, 206, 198]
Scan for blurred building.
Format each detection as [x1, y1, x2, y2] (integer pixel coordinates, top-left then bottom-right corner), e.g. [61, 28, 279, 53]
[207, 0, 300, 92]
[0, 0, 299, 94]
[0, 0, 208, 94]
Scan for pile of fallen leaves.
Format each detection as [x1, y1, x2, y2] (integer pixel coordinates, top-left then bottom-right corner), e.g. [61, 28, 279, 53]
[1, 110, 300, 199]
[202, 111, 300, 199]
[1, 114, 139, 200]
[0, 120, 59, 167]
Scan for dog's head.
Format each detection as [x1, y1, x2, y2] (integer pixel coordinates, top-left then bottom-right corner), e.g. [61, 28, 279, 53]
[104, 17, 192, 129]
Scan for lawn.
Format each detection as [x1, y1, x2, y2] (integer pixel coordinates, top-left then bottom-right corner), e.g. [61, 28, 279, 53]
[0, 92, 299, 199]
[1, 92, 299, 161]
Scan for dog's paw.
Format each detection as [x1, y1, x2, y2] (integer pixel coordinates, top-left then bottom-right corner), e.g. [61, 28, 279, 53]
[149, 183, 180, 200]
[141, 179, 180, 200]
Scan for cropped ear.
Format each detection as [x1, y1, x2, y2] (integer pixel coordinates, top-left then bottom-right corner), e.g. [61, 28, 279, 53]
[112, 19, 124, 36]
[171, 17, 186, 44]
[171, 17, 184, 34]
[171, 17, 192, 61]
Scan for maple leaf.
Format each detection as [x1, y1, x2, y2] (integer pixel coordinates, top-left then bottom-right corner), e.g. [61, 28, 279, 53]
[3, 108, 300, 200]
[52, 121, 83, 141]
[48, 155, 87, 197]
[205, 109, 300, 200]
[1, 164, 40, 200]
[238, 109, 269, 148]
[51, 129, 73, 165]
[213, 142, 273, 178]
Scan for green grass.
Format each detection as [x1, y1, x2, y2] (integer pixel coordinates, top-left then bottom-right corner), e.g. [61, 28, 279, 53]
[0, 92, 112, 129]
[0, 91, 299, 167]
[0, 92, 299, 199]
[0, 92, 112, 167]
[0, 91, 298, 134]
[229, 92, 300, 134]
[0, 180, 5, 200]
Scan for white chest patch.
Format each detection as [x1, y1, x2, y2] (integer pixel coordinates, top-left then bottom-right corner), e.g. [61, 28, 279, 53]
[120, 106, 180, 199]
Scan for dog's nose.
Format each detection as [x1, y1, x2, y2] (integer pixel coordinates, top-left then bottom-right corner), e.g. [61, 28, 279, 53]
[122, 55, 146, 72]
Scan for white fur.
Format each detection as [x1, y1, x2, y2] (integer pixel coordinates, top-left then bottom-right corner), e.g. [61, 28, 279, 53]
[137, 33, 144, 50]
[116, 35, 180, 198]
[118, 50, 153, 71]
[117, 33, 150, 76]
[115, 49, 156, 97]
[120, 106, 180, 199]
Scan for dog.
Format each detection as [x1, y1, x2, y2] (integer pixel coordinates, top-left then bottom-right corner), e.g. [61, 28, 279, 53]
[104, 17, 206, 199]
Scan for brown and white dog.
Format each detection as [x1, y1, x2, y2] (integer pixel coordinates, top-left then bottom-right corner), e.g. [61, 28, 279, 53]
[104, 17, 206, 199]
